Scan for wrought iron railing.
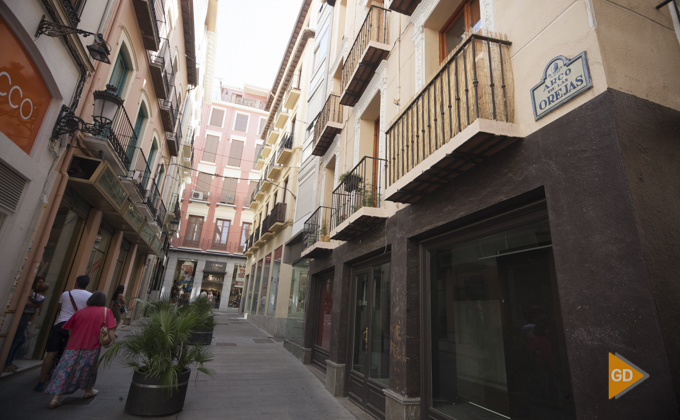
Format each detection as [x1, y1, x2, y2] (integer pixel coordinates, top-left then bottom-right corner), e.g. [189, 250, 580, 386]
[169, 193, 181, 221]
[159, 87, 179, 128]
[148, 38, 175, 95]
[314, 94, 343, 145]
[151, 0, 166, 38]
[107, 105, 139, 170]
[155, 199, 167, 226]
[333, 156, 387, 227]
[145, 179, 161, 217]
[250, 179, 263, 205]
[303, 206, 333, 249]
[274, 102, 289, 125]
[386, 34, 513, 186]
[341, 5, 389, 94]
[263, 202, 287, 233]
[126, 148, 152, 198]
[277, 132, 294, 161]
[284, 73, 301, 98]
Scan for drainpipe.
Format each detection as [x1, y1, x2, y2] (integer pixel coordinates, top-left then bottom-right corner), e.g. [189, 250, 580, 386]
[0, 138, 77, 368]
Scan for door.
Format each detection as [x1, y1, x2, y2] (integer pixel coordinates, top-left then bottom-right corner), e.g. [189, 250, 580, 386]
[348, 259, 391, 419]
[311, 272, 334, 372]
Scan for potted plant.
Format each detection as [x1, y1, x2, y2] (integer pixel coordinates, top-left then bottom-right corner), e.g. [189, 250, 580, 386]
[339, 171, 362, 192]
[320, 223, 329, 242]
[363, 186, 380, 208]
[100, 298, 216, 416]
[186, 296, 217, 345]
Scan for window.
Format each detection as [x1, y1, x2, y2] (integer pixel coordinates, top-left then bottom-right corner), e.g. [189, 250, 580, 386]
[128, 104, 148, 161]
[213, 219, 230, 250]
[239, 222, 251, 252]
[203, 134, 219, 163]
[196, 173, 212, 194]
[267, 246, 283, 316]
[234, 113, 249, 132]
[258, 117, 267, 136]
[220, 178, 237, 204]
[440, 0, 481, 60]
[109, 46, 130, 95]
[253, 145, 263, 169]
[209, 108, 225, 127]
[424, 209, 575, 419]
[228, 140, 244, 167]
[184, 215, 203, 247]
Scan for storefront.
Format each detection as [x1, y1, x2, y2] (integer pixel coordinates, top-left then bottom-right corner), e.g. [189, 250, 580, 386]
[171, 259, 197, 301]
[227, 264, 246, 308]
[201, 261, 228, 308]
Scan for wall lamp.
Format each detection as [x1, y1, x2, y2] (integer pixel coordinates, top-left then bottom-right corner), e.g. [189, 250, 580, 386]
[51, 85, 124, 140]
[35, 16, 112, 64]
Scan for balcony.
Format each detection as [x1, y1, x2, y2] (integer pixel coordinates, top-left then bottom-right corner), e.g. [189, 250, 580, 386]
[274, 103, 290, 129]
[266, 202, 288, 234]
[388, 0, 422, 15]
[260, 143, 272, 159]
[385, 34, 520, 203]
[155, 199, 167, 228]
[265, 158, 282, 181]
[276, 132, 294, 165]
[283, 73, 301, 109]
[169, 193, 181, 222]
[340, 6, 390, 107]
[159, 88, 179, 132]
[330, 156, 388, 241]
[120, 147, 153, 206]
[302, 206, 338, 258]
[266, 127, 281, 145]
[148, 38, 175, 100]
[231, 96, 266, 110]
[312, 95, 343, 156]
[82, 105, 139, 177]
[165, 128, 180, 157]
[255, 157, 265, 170]
[132, 0, 163, 51]
[144, 179, 162, 229]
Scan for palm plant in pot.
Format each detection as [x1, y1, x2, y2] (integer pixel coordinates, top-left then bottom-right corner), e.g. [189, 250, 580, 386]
[100, 298, 216, 416]
[185, 296, 217, 345]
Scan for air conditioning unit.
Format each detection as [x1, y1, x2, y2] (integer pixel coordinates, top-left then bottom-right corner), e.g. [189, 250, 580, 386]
[191, 191, 204, 200]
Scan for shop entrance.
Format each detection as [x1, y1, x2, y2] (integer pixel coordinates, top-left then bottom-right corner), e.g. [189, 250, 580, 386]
[311, 272, 334, 372]
[347, 257, 391, 419]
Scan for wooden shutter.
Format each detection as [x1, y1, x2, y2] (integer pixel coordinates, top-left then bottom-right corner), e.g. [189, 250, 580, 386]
[196, 173, 212, 194]
[234, 114, 249, 132]
[209, 108, 225, 127]
[228, 140, 244, 167]
[221, 178, 238, 204]
[203, 135, 219, 162]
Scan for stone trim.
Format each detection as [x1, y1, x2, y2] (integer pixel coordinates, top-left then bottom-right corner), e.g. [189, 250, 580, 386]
[325, 359, 345, 368]
[383, 388, 421, 405]
[352, 60, 388, 166]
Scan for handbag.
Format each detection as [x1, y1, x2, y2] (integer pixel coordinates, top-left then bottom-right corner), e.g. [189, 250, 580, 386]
[99, 307, 112, 347]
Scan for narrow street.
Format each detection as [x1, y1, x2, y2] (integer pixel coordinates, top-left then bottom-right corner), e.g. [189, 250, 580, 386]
[0, 312, 368, 420]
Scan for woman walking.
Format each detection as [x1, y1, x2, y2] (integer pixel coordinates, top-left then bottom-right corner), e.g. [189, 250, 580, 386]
[110, 285, 126, 328]
[45, 291, 116, 408]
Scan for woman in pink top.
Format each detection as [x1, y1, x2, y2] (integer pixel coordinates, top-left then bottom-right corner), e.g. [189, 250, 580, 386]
[45, 291, 116, 409]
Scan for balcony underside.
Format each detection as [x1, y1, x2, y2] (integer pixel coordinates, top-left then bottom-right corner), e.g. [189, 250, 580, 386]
[149, 62, 169, 100]
[284, 88, 300, 109]
[254, 190, 265, 202]
[81, 134, 128, 176]
[386, 119, 522, 204]
[276, 148, 292, 165]
[261, 231, 274, 243]
[274, 111, 289, 129]
[159, 106, 175, 132]
[255, 158, 265, 169]
[330, 206, 388, 241]
[267, 130, 280, 145]
[312, 122, 343, 156]
[249, 200, 260, 210]
[269, 220, 287, 234]
[388, 0, 422, 15]
[132, 0, 160, 51]
[262, 179, 273, 191]
[301, 241, 336, 258]
[261, 144, 272, 158]
[340, 41, 390, 107]
[166, 136, 178, 157]
[269, 165, 282, 180]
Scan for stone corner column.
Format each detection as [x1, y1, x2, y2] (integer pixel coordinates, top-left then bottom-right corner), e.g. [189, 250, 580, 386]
[384, 388, 421, 420]
[325, 359, 345, 397]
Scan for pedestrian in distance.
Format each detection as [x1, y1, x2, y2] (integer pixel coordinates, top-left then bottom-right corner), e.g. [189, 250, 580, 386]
[34, 275, 92, 392]
[4, 277, 49, 372]
[110, 285, 127, 329]
[45, 291, 116, 408]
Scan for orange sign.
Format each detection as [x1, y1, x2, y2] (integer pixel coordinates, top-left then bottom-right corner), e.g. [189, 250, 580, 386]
[0, 16, 52, 155]
[609, 352, 649, 399]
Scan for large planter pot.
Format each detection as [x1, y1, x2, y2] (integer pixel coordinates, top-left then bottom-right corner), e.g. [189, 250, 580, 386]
[188, 325, 214, 345]
[125, 368, 191, 416]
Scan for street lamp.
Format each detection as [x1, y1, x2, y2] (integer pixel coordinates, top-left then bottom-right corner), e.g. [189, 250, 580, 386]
[168, 219, 180, 236]
[51, 85, 124, 140]
[92, 85, 124, 125]
[35, 16, 112, 64]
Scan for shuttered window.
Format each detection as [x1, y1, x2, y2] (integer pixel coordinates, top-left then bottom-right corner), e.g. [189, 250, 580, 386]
[209, 108, 225, 127]
[184, 215, 203, 246]
[221, 178, 238, 204]
[0, 161, 26, 213]
[203, 135, 219, 163]
[228, 140, 244, 167]
[234, 113, 249, 132]
[196, 173, 212, 194]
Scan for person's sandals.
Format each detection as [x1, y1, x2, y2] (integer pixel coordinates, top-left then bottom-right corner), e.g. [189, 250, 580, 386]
[83, 389, 99, 399]
[48, 399, 62, 409]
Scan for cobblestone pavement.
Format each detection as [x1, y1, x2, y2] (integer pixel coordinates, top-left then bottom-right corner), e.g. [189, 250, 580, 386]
[0, 312, 370, 420]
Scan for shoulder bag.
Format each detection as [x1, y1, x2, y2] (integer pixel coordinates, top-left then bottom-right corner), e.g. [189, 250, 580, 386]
[99, 307, 112, 347]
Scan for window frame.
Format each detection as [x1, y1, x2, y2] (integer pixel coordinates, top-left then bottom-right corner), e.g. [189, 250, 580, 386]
[233, 112, 250, 133]
[438, 0, 481, 63]
[202, 133, 220, 164]
[213, 218, 231, 248]
[208, 107, 226, 127]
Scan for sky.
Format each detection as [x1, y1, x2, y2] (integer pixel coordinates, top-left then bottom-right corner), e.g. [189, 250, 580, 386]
[214, 0, 305, 91]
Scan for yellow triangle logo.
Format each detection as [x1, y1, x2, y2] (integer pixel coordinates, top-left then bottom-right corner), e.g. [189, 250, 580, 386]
[609, 352, 649, 399]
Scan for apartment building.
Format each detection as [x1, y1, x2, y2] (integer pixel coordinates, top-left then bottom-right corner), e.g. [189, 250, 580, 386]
[0, 0, 198, 372]
[163, 81, 268, 310]
[259, 1, 680, 419]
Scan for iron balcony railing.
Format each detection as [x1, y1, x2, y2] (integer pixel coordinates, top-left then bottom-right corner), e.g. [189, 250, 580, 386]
[385, 34, 513, 186]
[313, 94, 343, 150]
[145, 179, 161, 217]
[59, 0, 80, 26]
[159, 87, 179, 131]
[126, 147, 153, 198]
[303, 206, 333, 249]
[341, 5, 389, 95]
[105, 105, 139, 170]
[169, 193, 181, 221]
[250, 179, 263, 205]
[284, 73, 301, 98]
[151, 0, 166, 38]
[155, 199, 167, 227]
[333, 156, 387, 228]
[274, 102, 290, 125]
[277, 132, 294, 161]
[264, 202, 287, 233]
[148, 38, 176, 96]
[265, 158, 280, 180]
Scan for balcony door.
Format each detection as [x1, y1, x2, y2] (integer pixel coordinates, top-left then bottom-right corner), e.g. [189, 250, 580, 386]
[347, 257, 391, 419]
[311, 272, 334, 372]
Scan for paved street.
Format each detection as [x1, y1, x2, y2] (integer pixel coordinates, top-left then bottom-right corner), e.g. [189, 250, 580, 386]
[0, 312, 368, 420]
